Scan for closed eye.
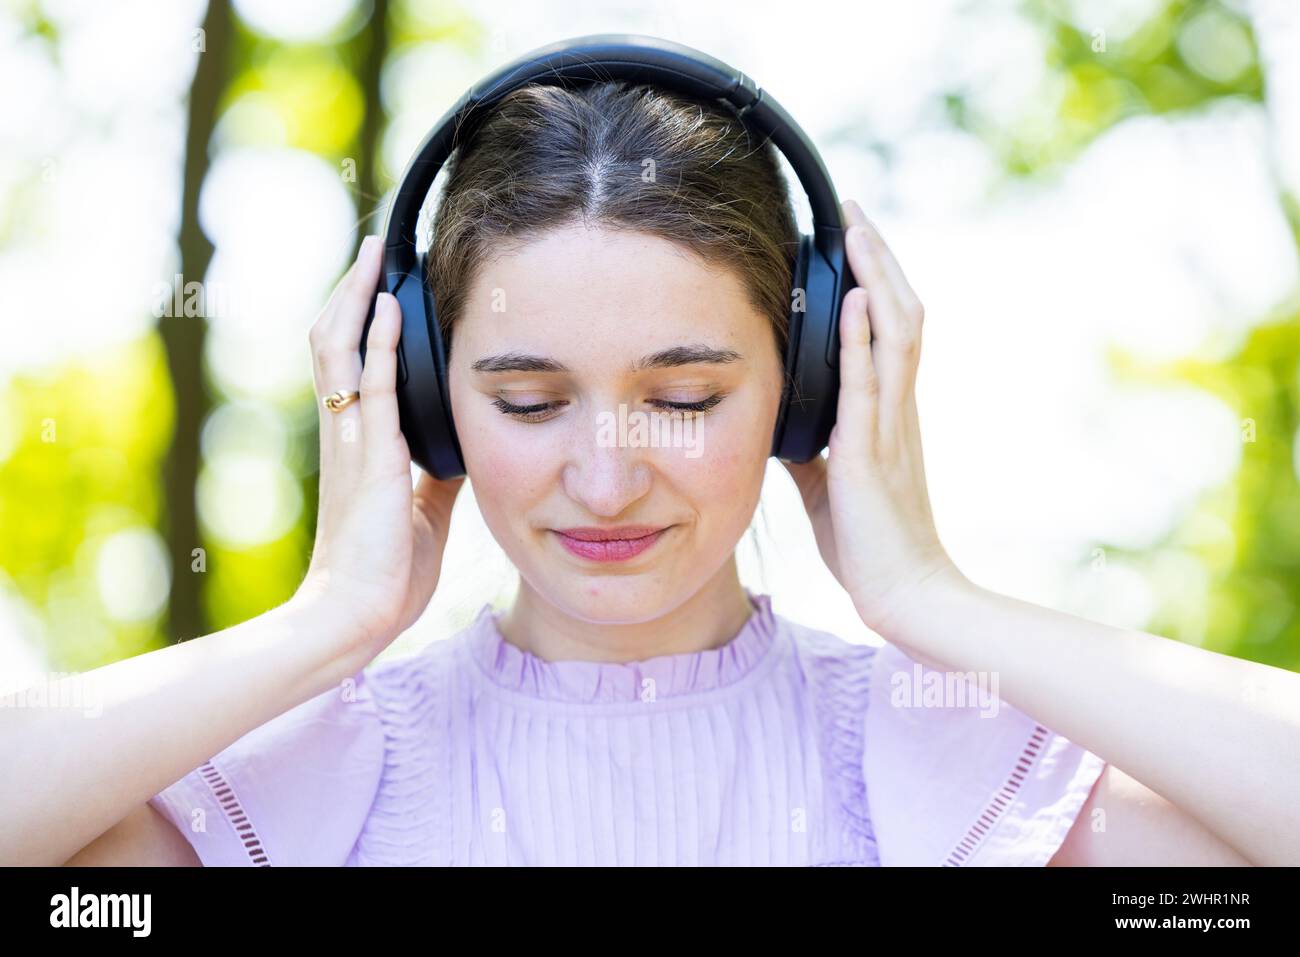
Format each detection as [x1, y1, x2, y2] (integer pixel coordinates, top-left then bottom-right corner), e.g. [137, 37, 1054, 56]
[492, 393, 727, 422]
[649, 394, 726, 415]
[491, 397, 558, 421]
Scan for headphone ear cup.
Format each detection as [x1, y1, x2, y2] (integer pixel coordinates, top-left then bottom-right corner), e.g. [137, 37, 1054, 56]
[375, 256, 466, 479]
[770, 234, 811, 460]
[418, 252, 466, 479]
[771, 232, 843, 463]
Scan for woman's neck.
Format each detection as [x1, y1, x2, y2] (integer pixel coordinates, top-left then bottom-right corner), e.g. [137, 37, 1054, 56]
[496, 561, 755, 665]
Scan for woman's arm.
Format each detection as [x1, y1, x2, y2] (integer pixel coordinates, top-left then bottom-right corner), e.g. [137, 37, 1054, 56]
[0, 590, 373, 867]
[784, 200, 1297, 867]
[876, 571, 1300, 867]
[1048, 764, 1252, 866]
[64, 804, 202, 866]
[3, 236, 463, 867]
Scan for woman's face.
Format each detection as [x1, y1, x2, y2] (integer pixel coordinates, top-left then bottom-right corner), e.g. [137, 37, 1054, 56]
[448, 222, 785, 624]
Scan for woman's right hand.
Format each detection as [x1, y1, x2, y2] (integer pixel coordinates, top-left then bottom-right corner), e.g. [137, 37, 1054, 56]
[297, 234, 465, 659]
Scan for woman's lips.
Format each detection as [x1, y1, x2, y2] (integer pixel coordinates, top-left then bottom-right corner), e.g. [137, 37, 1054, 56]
[552, 526, 670, 562]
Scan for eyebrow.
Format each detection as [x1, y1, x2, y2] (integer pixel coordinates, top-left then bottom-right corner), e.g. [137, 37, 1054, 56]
[470, 343, 743, 375]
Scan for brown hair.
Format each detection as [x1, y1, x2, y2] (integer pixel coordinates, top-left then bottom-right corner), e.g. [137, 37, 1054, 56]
[425, 80, 800, 367]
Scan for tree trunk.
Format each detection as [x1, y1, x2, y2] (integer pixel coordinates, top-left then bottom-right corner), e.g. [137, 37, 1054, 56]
[160, 0, 230, 641]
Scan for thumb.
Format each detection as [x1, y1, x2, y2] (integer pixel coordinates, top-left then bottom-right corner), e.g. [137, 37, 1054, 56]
[414, 471, 465, 530]
[780, 453, 827, 504]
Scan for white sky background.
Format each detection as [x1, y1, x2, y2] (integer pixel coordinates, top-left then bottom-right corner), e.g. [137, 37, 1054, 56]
[1, 0, 1298, 674]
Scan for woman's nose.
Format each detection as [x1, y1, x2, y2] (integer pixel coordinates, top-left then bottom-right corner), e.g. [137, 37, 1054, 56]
[561, 421, 653, 518]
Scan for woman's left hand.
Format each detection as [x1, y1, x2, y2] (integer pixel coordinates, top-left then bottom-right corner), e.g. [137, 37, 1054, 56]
[782, 199, 965, 635]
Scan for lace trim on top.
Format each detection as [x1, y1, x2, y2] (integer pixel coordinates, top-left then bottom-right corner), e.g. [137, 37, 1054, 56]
[943, 723, 1052, 866]
[198, 759, 272, 866]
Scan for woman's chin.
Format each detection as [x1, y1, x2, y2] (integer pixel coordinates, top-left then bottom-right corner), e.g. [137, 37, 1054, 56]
[545, 579, 683, 627]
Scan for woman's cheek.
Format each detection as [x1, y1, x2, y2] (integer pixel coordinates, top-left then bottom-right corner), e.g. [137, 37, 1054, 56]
[689, 395, 780, 521]
[660, 412, 759, 498]
[460, 406, 553, 516]
[464, 435, 551, 566]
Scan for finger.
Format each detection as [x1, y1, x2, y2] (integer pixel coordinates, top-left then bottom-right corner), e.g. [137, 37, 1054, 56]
[844, 221, 907, 347]
[855, 215, 924, 322]
[414, 469, 466, 530]
[845, 224, 916, 444]
[860, 220, 926, 445]
[781, 451, 827, 479]
[842, 200, 923, 349]
[340, 234, 385, 338]
[322, 234, 383, 349]
[312, 238, 383, 455]
[311, 329, 363, 468]
[831, 286, 879, 465]
[359, 292, 407, 473]
[780, 453, 827, 505]
[320, 255, 361, 316]
[841, 209, 926, 472]
[901, 391, 930, 502]
[842, 198, 869, 229]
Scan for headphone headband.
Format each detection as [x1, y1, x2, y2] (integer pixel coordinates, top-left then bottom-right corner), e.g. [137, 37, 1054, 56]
[364, 33, 851, 479]
[383, 33, 845, 277]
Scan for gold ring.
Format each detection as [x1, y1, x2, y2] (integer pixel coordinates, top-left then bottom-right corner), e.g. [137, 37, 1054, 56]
[322, 389, 361, 413]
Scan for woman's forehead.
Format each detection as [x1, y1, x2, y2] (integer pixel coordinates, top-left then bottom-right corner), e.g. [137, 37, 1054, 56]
[471, 223, 745, 306]
[452, 223, 776, 374]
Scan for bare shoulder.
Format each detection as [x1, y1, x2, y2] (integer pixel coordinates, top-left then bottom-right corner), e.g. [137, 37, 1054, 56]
[63, 803, 201, 867]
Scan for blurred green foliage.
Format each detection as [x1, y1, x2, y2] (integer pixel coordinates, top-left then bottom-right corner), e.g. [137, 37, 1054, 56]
[1011, 0, 1300, 670]
[1106, 309, 1300, 670]
[222, 47, 366, 156]
[3, 0, 1297, 677]
[952, 0, 1266, 175]
[1, 335, 173, 667]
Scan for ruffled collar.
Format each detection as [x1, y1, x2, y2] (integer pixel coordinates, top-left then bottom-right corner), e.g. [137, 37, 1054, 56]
[466, 590, 778, 704]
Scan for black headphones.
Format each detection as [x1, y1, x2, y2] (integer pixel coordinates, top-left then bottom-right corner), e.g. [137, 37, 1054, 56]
[360, 33, 852, 480]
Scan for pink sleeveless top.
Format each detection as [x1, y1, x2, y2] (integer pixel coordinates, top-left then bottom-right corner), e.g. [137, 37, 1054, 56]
[148, 591, 1106, 865]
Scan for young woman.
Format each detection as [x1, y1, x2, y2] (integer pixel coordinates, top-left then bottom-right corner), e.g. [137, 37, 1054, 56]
[11, 81, 1297, 867]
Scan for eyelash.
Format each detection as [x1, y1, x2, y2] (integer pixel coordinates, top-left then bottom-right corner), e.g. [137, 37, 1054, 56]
[492, 393, 727, 422]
